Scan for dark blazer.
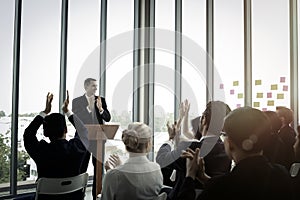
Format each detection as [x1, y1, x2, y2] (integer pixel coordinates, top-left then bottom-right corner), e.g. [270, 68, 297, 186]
[177, 156, 293, 200]
[156, 136, 231, 199]
[23, 114, 88, 179]
[278, 125, 296, 169]
[72, 95, 111, 125]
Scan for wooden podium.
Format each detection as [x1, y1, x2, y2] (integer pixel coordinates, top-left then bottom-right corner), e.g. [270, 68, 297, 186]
[85, 124, 119, 197]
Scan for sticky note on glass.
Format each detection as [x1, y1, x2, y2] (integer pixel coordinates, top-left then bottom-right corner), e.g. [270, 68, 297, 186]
[256, 93, 263, 98]
[238, 93, 243, 99]
[220, 83, 224, 89]
[277, 93, 284, 99]
[236, 104, 241, 108]
[267, 92, 272, 98]
[271, 84, 278, 90]
[267, 100, 274, 106]
[283, 85, 288, 91]
[230, 89, 234, 95]
[255, 80, 262, 85]
[253, 102, 260, 107]
[262, 108, 267, 111]
[280, 77, 286, 83]
[233, 81, 239, 86]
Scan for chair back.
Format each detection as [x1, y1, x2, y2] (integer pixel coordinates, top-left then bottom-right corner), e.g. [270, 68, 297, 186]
[35, 173, 88, 200]
[153, 192, 167, 200]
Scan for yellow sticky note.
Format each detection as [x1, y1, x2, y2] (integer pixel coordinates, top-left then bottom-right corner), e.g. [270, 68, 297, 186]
[267, 100, 274, 106]
[277, 93, 284, 99]
[255, 80, 262, 85]
[238, 93, 243, 99]
[271, 84, 278, 90]
[256, 93, 263, 98]
[253, 102, 260, 107]
[233, 81, 239, 86]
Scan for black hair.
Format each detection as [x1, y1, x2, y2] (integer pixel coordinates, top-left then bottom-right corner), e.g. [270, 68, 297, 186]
[43, 113, 67, 140]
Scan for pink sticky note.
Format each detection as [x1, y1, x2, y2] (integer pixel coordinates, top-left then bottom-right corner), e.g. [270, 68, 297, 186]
[267, 92, 272, 98]
[262, 108, 267, 111]
[280, 77, 286, 83]
[283, 85, 288, 91]
[230, 89, 234, 95]
[236, 104, 241, 108]
[220, 84, 224, 89]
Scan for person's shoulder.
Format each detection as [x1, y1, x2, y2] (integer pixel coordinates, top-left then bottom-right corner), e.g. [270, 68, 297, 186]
[72, 95, 85, 103]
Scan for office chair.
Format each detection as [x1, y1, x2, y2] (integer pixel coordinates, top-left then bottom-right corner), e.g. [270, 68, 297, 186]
[35, 172, 88, 200]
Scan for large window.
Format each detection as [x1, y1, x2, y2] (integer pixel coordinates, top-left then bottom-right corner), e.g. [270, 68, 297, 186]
[214, 0, 244, 110]
[182, 0, 206, 120]
[105, 0, 134, 164]
[0, 0, 14, 196]
[154, 0, 175, 154]
[252, 0, 290, 111]
[18, 0, 61, 194]
[66, 0, 101, 182]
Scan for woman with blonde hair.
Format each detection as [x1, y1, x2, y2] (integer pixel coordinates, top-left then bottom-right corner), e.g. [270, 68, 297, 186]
[101, 122, 163, 200]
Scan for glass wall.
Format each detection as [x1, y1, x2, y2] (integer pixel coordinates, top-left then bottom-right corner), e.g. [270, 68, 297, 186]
[0, 0, 14, 196]
[66, 0, 101, 182]
[214, 0, 244, 110]
[17, 0, 61, 194]
[182, 0, 206, 121]
[1, 0, 299, 198]
[154, 0, 175, 155]
[252, 0, 290, 111]
[105, 0, 134, 164]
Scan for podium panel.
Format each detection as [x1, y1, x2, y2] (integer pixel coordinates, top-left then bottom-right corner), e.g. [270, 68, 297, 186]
[85, 124, 119, 196]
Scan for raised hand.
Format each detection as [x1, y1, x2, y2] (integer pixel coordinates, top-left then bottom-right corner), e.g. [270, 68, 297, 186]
[62, 90, 69, 113]
[96, 97, 103, 112]
[167, 121, 179, 140]
[44, 92, 53, 114]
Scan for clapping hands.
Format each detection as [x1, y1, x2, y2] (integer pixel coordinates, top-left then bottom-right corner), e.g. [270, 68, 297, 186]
[43, 92, 53, 114]
[181, 148, 209, 182]
[105, 154, 122, 171]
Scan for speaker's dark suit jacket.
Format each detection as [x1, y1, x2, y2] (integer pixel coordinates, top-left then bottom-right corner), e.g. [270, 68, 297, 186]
[156, 136, 231, 199]
[177, 156, 293, 200]
[72, 95, 111, 198]
[23, 114, 88, 179]
[72, 95, 111, 125]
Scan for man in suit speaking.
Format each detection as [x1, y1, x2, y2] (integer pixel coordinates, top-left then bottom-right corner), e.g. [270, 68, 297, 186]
[72, 78, 111, 199]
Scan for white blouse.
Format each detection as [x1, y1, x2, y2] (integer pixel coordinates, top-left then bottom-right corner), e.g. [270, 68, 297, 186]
[101, 154, 163, 200]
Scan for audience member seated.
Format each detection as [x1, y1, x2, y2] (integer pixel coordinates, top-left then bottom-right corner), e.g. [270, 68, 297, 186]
[291, 126, 300, 199]
[276, 106, 296, 169]
[263, 111, 291, 169]
[23, 91, 89, 199]
[156, 101, 232, 199]
[101, 122, 163, 200]
[177, 107, 293, 200]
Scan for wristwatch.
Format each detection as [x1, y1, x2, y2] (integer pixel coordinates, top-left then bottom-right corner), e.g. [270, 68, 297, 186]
[290, 163, 300, 177]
